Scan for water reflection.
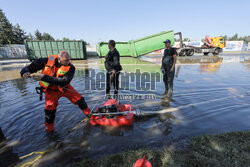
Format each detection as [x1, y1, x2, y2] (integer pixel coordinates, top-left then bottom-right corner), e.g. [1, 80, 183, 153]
[140, 54, 250, 65]
[139, 55, 223, 64]
[158, 112, 174, 136]
[159, 97, 175, 136]
[200, 61, 222, 73]
[0, 127, 19, 166]
[175, 65, 181, 78]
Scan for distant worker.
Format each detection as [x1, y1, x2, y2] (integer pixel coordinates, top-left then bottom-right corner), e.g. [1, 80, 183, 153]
[161, 39, 177, 97]
[20, 51, 91, 132]
[105, 40, 122, 98]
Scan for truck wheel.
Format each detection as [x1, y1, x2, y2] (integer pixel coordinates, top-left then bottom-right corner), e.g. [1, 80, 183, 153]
[187, 49, 194, 56]
[179, 50, 186, 56]
[179, 51, 183, 56]
[203, 52, 209, 56]
[213, 48, 220, 56]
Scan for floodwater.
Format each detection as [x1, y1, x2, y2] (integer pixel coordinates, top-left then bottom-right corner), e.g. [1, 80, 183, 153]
[0, 54, 250, 165]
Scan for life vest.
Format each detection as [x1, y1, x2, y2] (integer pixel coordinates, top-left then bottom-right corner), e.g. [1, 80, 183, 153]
[40, 55, 71, 92]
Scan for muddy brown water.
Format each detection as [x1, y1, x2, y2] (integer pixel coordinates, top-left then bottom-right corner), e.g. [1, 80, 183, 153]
[0, 55, 250, 165]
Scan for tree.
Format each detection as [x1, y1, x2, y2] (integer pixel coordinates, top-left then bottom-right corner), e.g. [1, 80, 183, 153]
[0, 9, 14, 44]
[229, 33, 238, 41]
[26, 33, 34, 40]
[174, 38, 180, 42]
[12, 24, 26, 44]
[34, 29, 42, 40]
[34, 30, 54, 41]
[42, 32, 54, 41]
[0, 9, 58, 44]
[223, 34, 250, 43]
[62, 37, 70, 41]
[223, 35, 228, 41]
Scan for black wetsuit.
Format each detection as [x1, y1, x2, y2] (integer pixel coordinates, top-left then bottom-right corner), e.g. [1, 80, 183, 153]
[161, 47, 177, 95]
[105, 48, 122, 95]
[20, 58, 75, 86]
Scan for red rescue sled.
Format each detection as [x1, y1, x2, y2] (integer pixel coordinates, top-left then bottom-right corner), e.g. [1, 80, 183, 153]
[90, 99, 135, 126]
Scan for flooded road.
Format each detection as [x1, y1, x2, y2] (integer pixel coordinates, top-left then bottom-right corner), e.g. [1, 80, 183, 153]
[0, 55, 250, 164]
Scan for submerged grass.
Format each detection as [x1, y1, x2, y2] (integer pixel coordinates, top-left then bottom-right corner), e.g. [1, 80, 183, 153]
[60, 130, 250, 167]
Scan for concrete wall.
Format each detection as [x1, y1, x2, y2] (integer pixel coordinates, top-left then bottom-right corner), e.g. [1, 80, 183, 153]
[0, 45, 27, 59]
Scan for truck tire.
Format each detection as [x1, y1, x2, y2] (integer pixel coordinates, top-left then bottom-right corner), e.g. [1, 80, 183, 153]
[187, 49, 194, 56]
[203, 52, 209, 56]
[179, 50, 186, 56]
[213, 48, 220, 56]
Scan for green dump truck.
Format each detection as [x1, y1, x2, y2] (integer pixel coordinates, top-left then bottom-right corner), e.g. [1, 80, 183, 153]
[98, 30, 175, 57]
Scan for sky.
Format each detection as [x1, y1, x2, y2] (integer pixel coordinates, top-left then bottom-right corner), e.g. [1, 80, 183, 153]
[1, 0, 249, 44]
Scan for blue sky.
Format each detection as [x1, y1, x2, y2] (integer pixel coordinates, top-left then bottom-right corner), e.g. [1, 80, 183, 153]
[1, 0, 249, 44]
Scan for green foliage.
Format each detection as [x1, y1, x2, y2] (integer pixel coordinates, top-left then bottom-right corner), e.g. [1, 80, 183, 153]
[229, 33, 238, 40]
[33, 30, 55, 41]
[41, 32, 54, 41]
[223, 35, 228, 41]
[13, 24, 27, 44]
[0, 9, 14, 44]
[26, 33, 34, 40]
[0, 9, 27, 44]
[63, 37, 70, 41]
[174, 38, 190, 42]
[227, 33, 250, 43]
[34, 29, 42, 40]
[174, 38, 180, 42]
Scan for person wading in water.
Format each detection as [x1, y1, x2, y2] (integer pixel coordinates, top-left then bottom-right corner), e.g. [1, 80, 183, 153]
[20, 51, 91, 132]
[161, 39, 177, 98]
[105, 40, 122, 99]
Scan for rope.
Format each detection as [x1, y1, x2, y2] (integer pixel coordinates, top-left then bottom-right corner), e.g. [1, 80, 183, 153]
[20, 152, 44, 160]
[67, 117, 89, 134]
[20, 149, 54, 167]
[20, 154, 43, 167]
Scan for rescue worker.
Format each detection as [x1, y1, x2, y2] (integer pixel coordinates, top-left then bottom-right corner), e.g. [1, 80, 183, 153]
[20, 51, 90, 132]
[105, 40, 122, 98]
[161, 39, 177, 97]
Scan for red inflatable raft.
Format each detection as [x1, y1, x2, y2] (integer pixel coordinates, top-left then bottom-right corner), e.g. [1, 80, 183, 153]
[90, 99, 135, 126]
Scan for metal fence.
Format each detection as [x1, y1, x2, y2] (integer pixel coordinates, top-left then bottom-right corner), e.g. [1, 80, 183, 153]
[0, 45, 27, 59]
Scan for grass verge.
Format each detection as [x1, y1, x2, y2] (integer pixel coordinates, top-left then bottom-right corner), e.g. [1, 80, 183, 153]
[60, 131, 250, 167]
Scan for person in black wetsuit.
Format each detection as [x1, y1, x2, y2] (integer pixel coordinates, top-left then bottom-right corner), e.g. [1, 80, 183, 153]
[105, 40, 122, 98]
[161, 39, 177, 97]
[20, 51, 90, 132]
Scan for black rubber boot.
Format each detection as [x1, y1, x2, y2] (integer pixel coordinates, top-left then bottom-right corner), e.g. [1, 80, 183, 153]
[169, 81, 173, 97]
[114, 94, 118, 101]
[106, 94, 111, 99]
[163, 82, 169, 96]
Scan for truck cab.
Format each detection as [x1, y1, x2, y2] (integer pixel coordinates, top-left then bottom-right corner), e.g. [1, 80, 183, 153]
[210, 37, 226, 49]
